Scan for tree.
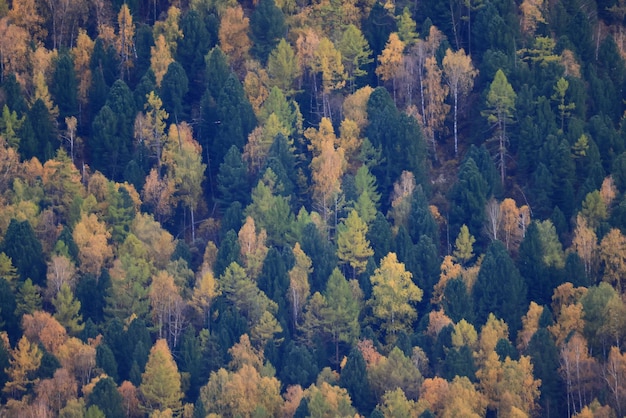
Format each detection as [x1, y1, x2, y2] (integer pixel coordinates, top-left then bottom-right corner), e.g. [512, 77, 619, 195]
[1, 219, 45, 285]
[51, 50, 78, 121]
[3, 336, 42, 398]
[160, 62, 189, 121]
[323, 268, 361, 366]
[135, 91, 169, 177]
[150, 34, 174, 87]
[288, 243, 311, 328]
[140, 339, 183, 414]
[340, 347, 374, 414]
[250, 0, 286, 64]
[267, 38, 300, 97]
[337, 210, 374, 279]
[474, 241, 527, 334]
[376, 33, 404, 103]
[369, 252, 423, 341]
[442, 48, 478, 155]
[163, 122, 205, 241]
[116, 3, 135, 80]
[218, 147, 250, 211]
[88, 377, 124, 418]
[52, 283, 84, 335]
[306, 118, 346, 226]
[599, 228, 626, 293]
[422, 56, 449, 158]
[338, 24, 373, 91]
[312, 37, 346, 118]
[218, 5, 251, 75]
[237, 216, 269, 281]
[73, 213, 113, 276]
[449, 157, 489, 242]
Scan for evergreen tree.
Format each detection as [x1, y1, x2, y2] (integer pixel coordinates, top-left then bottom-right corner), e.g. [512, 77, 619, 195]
[449, 158, 489, 246]
[23, 99, 57, 161]
[474, 241, 527, 335]
[216, 145, 250, 209]
[1, 219, 45, 286]
[88, 377, 124, 418]
[96, 343, 119, 383]
[177, 9, 213, 101]
[160, 61, 189, 121]
[337, 210, 374, 279]
[52, 283, 84, 335]
[51, 50, 78, 121]
[250, 0, 286, 64]
[339, 347, 375, 415]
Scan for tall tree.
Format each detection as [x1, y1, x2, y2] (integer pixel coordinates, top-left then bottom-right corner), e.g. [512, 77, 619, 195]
[140, 339, 183, 414]
[218, 5, 251, 75]
[336, 209, 374, 279]
[482, 69, 516, 185]
[267, 38, 300, 97]
[474, 241, 527, 335]
[288, 242, 311, 328]
[250, 0, 286, 64]
[376, 33, 405, 103]
[323, 268, 361, 367]
[163, 122, 205, 241]
[442, 48, 477, 156]
[338, 24, 373, 91]
[1, 219, 46, 286]
[116, 4, 135, 81]
[369, 252, 423, 341]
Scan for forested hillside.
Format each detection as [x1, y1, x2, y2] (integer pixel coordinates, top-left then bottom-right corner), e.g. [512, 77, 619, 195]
[1, 0, 626, 416]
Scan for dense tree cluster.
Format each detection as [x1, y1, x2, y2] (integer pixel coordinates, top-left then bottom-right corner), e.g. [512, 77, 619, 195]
[1, 0, 626, 416]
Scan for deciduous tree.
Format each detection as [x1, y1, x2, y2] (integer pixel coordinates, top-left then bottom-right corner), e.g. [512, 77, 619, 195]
[140, 339, 183, 414]
[369, 252, 423, 340]
[442, 48, 477, 155]
[482, 69, 516, 185]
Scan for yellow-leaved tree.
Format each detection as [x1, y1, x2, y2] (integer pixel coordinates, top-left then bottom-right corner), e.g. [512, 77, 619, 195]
[369, 252, 423, 342]
[140, 339, 183, 415]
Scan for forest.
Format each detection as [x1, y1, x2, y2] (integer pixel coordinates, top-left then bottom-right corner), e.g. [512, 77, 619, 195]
[1, 0, 626, 416]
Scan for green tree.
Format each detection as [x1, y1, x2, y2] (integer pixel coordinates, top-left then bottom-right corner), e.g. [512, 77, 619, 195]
[267, 38, 300, 96]
[323, 268, 361, 366]
[338, 24, 373, 91]
[482, 69, 516, 185]
[339, 347, 375, 415]
[449, 158, 489, 243]
[14, 278, 42, 317]
[474, 241, 527, 334]
[369, 252, 423, 341]
[52, 283, 84, 335]
[87, 377, 124, 418]
[337, 210, 374, 279]
[366, 87, 426, 205]
[250, 0, 286, 64]
[217, 145, 250, 209]
[51, 50, 78, 121]
[160, 61, 189, 121]
[23, 98, 58, 162]
[140, 339, 183, 414]
[1, 219, 45, 286]
[176, 9, 212, 101]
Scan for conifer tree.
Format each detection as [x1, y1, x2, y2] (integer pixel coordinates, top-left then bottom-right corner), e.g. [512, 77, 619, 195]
[337, 210, 374, 279]
[140, 339, 183, 414]
[52, 283, 84, 335]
